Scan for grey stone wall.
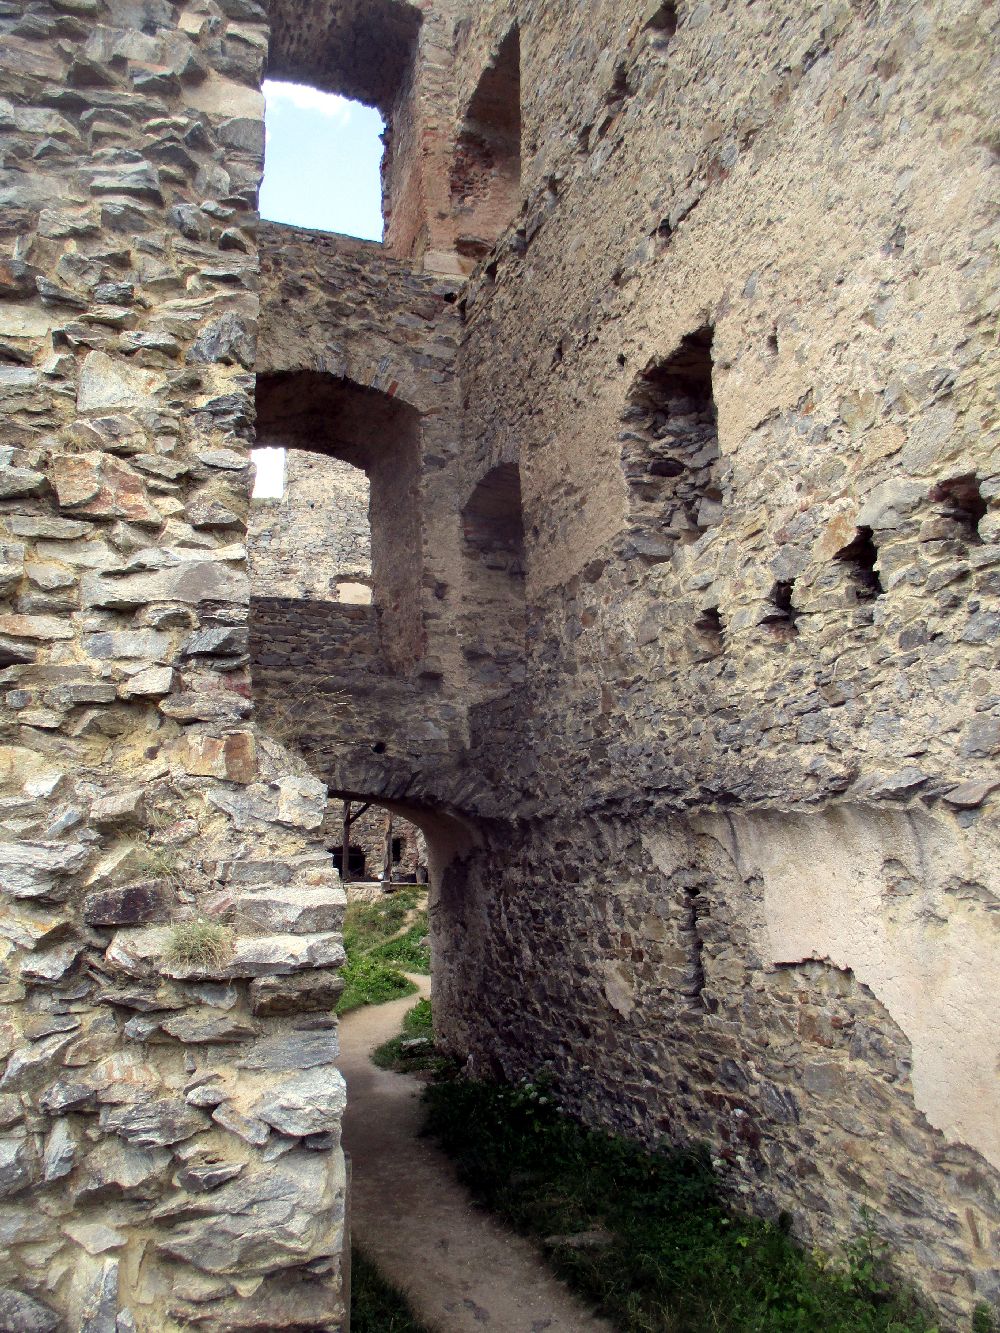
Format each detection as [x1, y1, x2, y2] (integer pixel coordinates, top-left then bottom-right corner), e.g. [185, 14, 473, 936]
[249, 449, 372, 603]
[252, 0, 1000, 1323]
[0, 4, 348, 1328]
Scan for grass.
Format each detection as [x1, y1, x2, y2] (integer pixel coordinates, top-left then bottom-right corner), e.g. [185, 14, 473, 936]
[351, 1248, 430, 1333]
[336, 886, 430, 1015]
[165, 920, 233, 968]
[422, 1074, 954, 1333]
[372, 998, 451, 1075]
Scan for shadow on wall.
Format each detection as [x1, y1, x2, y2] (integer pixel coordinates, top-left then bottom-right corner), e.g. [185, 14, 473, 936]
[460, 462, 527, 700]
[450, 25, 521, 267]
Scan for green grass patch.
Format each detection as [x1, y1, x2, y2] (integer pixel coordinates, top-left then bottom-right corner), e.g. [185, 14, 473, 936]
[351, 1248, 429, 1333]
[372, 998, 453, 1075]
[337, 954, 417, 1015]
[336, 888, 429, 1014]
[368, 922, 431, 972]
[423, 1074, 950, 1333]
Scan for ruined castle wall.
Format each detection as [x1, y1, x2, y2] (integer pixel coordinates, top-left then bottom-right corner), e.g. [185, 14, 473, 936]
[428, 0, 1000, 1319]
[249, 450, 371, 603]
[257, 222, 465, 687]
[0, 4, 349, 1329]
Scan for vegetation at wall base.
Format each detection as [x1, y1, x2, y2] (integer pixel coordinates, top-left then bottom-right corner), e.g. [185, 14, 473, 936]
[336, 887, 430, 1014]
[371, 998, 455, 1074]
[350, 1248, 430, 1333]
[422, 1073, 956, 1333]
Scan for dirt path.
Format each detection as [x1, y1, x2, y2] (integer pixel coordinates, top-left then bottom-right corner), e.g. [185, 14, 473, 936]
[338, 979, 613, 1333]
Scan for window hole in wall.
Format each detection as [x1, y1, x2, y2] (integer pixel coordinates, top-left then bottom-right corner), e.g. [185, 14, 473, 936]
[834, 525, 883, 600]
[259, 81, 385, 239]
[251, 446, 286, 499]
[694, 606, 724, 657]
[621, 325, 722, 551]
[460, 462, 527, 697]
[929, 473, 987, 543]
[763, 579, 800, 639]
[332, 845, 367, 879]
[766, 327, 779, 356]
[681, 884, 708, 1010]
[249, 448, 373, 603]
[255, 372, 423, 669]
[450, 26, 521, 266]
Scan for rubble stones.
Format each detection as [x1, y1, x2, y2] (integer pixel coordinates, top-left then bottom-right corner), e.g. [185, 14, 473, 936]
[0, 1288, 59, 1333]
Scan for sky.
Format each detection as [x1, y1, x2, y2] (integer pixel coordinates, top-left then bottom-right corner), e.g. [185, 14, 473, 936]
[258, 80, 385, 239]
[254, 81, 385, 496]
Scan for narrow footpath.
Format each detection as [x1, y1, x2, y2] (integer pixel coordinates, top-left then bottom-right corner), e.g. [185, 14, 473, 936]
[338, 979, 613, 1333]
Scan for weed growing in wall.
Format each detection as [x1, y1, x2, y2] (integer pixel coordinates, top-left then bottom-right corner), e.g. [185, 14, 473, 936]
[422, 1075, 947, 1333]
[165, 920, 233, 968]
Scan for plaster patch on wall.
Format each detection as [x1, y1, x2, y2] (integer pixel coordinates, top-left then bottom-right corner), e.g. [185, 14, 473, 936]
[700, 805, 1000, 1171]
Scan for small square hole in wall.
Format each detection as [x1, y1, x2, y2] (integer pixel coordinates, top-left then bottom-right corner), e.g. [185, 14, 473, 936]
[762, 579, 800, 639]
[834, 525, 883, 601]
[645, 1, 678, 39]
[693, 606, 724, 656]
[929, 473, 987, 543]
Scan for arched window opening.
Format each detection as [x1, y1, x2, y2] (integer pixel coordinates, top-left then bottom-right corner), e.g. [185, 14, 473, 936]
[254, 371, 423, 671]
[450, 26, 521, 267]
[621, 326, 721, 558]
[249, 449, 372, 605]
[461, 462, 527, 697]
[259, 81, 385, 239]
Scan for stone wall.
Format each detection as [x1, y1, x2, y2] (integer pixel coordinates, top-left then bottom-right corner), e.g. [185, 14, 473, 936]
[5, 0, 999, 1327]
[0, 3, 348, 1329]
[424, 0, 1000, 1321]
[254, 0, 1000, 1321]
[249, 450, 371, 603]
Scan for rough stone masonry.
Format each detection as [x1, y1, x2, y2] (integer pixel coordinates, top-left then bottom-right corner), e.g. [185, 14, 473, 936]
[1, 0, 999, 1330]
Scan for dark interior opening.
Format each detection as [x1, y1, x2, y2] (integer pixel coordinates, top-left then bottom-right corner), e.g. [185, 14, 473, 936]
[332, 845, 367, 878]
[621, 326, 721, 545]
[835, 525, 883, 600]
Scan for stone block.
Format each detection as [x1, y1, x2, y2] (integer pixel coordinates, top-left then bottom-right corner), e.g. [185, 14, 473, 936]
[83, 881, 170, 926]
[180, 731, 258, 784]
[248, 969, 345, 1016]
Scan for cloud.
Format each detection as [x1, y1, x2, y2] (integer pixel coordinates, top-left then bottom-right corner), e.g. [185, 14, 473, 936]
[263, 80, 354, 125]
